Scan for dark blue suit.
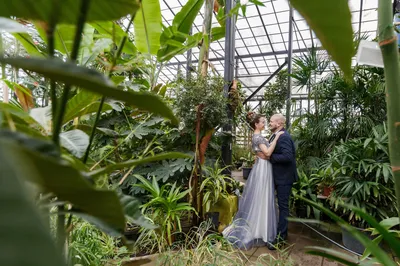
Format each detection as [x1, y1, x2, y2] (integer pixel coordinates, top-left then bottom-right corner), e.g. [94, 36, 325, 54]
[269, 129, 298, 240]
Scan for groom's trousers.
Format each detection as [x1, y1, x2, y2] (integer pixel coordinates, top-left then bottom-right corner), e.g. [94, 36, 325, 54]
[276, 184, 292, 240]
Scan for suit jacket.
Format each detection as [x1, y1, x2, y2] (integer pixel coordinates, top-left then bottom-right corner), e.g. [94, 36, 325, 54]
[269, 129, 299, 185]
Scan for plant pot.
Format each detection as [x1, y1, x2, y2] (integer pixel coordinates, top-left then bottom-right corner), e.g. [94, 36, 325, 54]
[322, 186, 334, 197]
[341, 226, 372, 254]
[204, 211, 219, 229]
[235, 162, 242, 169]
[242, 167, 252, 180]
[207, 195, 239, 233]
[296, 205, 307, 218]
[124, 227, 140, 241]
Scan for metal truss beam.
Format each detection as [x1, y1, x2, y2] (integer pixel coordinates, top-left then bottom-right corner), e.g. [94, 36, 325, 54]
[164, 47, 322, 67]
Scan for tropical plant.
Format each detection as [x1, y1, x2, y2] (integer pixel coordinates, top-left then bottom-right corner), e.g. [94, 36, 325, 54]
[174, 76, 228, 132]
[133, 175, 195, 246]
[292, 66, 386, 170]
[291, 171, 320, 219]
[157, 220, 245, 266]
[68, 219, 130, 266]
[360, 217, 400, 260]
[0, 1, 192, 265]
[232, 143, 248, 168]
[262, 70, 288, 118]
[323, 124, 397, 227]
[200, 159, 233, 212]
[240, 151, 255, 168]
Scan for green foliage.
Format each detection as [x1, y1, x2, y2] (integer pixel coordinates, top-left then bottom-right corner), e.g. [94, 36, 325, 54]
[320, 124, 397, 227]
[361, 217, 400, 260]
[157, 221, 245, 265]
[291, 171, 320, 219]
[134, 0, 162, 55]
[240, 151, 254, 168]
[200, 159, 233, 212]
[158, 0, 204, 62]
[68, 220, 129, 266]
[174, 76, 228, 132]
[133, 175, 195, 245]
[292, 66, 386, 167]
[295, 197, 400, 266]
[0, 0, 140, 24]
[0, 139, 66, 266]
[0, 57, 179, 125]
[262, 70, 288, 118]
[289, 0, 354, 77]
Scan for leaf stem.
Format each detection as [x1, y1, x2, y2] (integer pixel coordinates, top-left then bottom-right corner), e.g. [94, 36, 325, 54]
[48, 0, 61, 137]
[83, 14, 136, 163]
[53, 0, 91, 146]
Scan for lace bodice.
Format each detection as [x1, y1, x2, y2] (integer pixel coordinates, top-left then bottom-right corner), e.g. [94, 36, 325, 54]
[252, 134, 269, 152]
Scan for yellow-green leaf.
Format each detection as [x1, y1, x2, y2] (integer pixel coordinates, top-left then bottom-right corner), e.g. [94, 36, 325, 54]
[134, 0, 162, 55]
[290, 0, 354, 78]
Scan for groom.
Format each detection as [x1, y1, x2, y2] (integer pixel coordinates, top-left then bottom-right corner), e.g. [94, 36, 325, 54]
[258, 113, 298, 249]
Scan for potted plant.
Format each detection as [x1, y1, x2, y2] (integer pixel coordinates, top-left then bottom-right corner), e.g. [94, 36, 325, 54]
[291, 171, 320, 219]
[240, 151, 255, 180]
[310, 168, 335, 198]
[232, 144, 247, 170]
[199, 160, 238, 232]
[324, 125, 398, 253]
[133, 175, 196, 246]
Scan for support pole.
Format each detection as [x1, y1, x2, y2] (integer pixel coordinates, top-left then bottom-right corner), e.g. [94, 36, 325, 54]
[243, 61, 287, 105]
[286, 6, 294, 129]
[221, 0, 236, 173]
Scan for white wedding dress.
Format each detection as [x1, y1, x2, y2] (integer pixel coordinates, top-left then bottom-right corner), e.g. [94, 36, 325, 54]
[223, 133, 277, 249]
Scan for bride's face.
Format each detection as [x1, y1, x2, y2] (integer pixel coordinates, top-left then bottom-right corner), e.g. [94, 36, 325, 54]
[255, 117, 266, 130]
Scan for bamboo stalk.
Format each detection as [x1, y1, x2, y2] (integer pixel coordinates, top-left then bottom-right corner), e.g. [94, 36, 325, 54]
[378, 0, 400, 216]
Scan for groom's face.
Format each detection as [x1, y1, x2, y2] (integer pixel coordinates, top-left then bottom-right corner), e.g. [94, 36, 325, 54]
[269, 116, 280, 132]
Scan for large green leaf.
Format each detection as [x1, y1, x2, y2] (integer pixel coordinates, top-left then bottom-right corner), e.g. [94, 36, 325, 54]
[211, 26, 225, 42]
[158, 0, 204, 60]
[89, 152, 192, 178]
[0, 139, 66, 266]
[34, 23, 95, 58]
[298, 197, 397, 266]
[158, 31, 202, 62]
[0, 17, 27, 33]
[63, 90, 99, 123]
[12, 33, 44, 57]
[304, 247, 360, 266]
[172, 0, 204, 35]
[0, 102, 43, 128]
[290, 0, 353, 77]
[134, 0, 162, 55]
[0, 0, 140, 24]
[0, 131, 126, 231]
[0, 57, 178, 125]
[60, 129, 89, 158]
[91, 21, 137, 55]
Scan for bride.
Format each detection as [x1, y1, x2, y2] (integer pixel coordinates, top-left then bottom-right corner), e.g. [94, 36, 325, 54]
[223, 112, 283, 249]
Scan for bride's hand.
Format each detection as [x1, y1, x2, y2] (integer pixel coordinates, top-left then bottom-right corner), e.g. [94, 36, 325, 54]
[276, 131, 284, 139]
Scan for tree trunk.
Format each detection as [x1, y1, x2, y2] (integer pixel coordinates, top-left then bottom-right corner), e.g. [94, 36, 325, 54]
[198, 0, 214, 77]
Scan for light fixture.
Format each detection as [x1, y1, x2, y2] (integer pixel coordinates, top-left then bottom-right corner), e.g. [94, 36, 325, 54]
[356, 40, 384, 68]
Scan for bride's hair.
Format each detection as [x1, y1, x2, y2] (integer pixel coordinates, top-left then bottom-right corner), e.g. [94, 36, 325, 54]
[246, 112, 263, 130]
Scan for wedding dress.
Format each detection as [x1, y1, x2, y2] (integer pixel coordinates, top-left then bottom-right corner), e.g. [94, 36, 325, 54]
[222, 133, 277, 249]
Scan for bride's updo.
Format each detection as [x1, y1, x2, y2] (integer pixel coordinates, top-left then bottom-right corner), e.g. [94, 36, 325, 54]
[246, 112, 263, 130]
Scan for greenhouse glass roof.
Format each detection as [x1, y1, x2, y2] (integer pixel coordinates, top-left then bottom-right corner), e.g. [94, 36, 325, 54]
[157, 0, 379, 98]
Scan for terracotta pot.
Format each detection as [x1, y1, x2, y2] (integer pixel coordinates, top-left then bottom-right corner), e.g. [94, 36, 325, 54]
[322, 186, 334, 197]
